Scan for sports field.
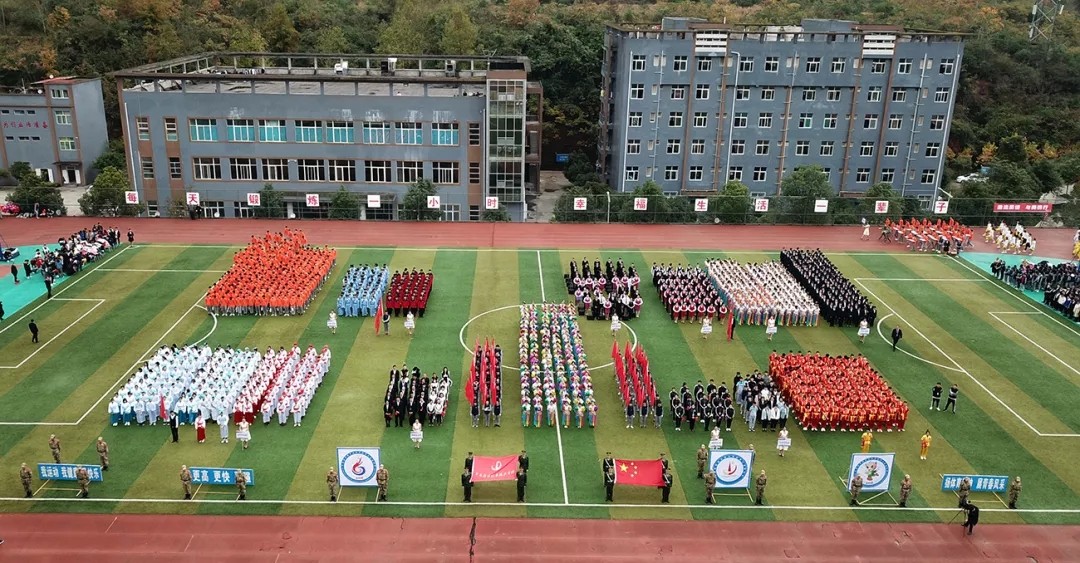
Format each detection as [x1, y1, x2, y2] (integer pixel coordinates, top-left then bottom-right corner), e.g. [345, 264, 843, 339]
[1, 237, 1078, 526]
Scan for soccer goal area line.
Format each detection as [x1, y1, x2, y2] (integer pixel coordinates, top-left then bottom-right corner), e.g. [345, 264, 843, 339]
[0, 298, 106, 371]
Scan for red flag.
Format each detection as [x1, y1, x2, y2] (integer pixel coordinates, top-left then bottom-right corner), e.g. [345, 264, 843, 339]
[159, 395, 168, 420]
[488, 340, 498, 407]
[611, 340, 619, 362]
[613, 458, 665, 486]
[470, 455, 520, 482]
[374, 300, 383, 335]
[479, 340, 489, 407]
[726, 308, 735, 341]
[466, 349, 477, 406]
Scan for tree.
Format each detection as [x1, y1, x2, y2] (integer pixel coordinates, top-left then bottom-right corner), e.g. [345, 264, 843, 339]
[261, 2, 299, 53]
[402, 179, 441, 221]
[563, 151, 594, 184]
[861, 182, 903, 222]
[254, 183, 285, 218]
[315, 26, 349, 54]
[77, 166, 139, 216]
[93, 139, 127, 174]
[440, 5, 478, 55]
[8, 161, 33, 181]
[376, 0, 433, 54]
[777, 165, 834, 224]
[616, 180, 686, 223]
[328, 185, 360, 219]
[6, 171, 66, 215]
[709, 180, 751, 224]
[480, 207, 511, 222]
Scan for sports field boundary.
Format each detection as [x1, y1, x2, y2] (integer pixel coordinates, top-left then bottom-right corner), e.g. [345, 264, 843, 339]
[0, 298, 105, 369]
[988, 311, 1080, 379]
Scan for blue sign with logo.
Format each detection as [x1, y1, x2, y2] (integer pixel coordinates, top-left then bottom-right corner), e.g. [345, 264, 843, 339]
[555, 153, 570, 164]
[37, 463, 103, 482]
[940, 474, 1008, 493]
[189, 467, 255, 486]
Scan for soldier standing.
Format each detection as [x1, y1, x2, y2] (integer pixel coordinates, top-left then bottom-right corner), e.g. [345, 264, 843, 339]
[180, 465, 193, 500]
[75, 466, 90, 499]
[461, 470, 473, 502]
[515, 467, 527, 502]
[48, 434, 61, 463]
[898, 474, 913, 507]
[19, 463, 33, 498]
[376, 465, 389, 502]
[755, 470, 767, 506]
[235, 470, 247, 500]
[849, 474, 864, 506]
[696, 445, 707, 479]
[957, 477, 971, 507]
[704, 471, 717, 504]
[601, 452, 614, 476]
[95, 437, 109, 471]
[660, 468, 672, 503]
[327, 467, 339, 502]
[1008, 476, 1022, 509]
[603, 466, 615, 502]
[465, 452, 475, 473]
[518, 450, 529, 474]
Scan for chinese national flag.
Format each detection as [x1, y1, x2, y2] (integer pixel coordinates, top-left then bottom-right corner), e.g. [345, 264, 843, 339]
[374, 301, 383, 335]
[613, 458, 665, 486]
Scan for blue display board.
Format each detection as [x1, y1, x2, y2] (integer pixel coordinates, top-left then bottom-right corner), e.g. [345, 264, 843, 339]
[37, 463, 103, 482]
[189, 467, 255, 486]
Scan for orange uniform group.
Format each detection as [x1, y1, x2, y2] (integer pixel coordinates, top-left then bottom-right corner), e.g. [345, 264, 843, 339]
[205, 229, 337, 316]
[886, 217, 972, 253]
[769, 352, 909, 432]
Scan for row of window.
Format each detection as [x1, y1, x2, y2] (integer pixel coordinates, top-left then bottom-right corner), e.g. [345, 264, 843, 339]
[629, 83, 950, 104]
[141, 157, 473, 185]
[136, 117, 482, 146]
[2, 135, 76, 150]
[625, 165, 937, 185]
[627, 138, 942, 158]
[632, 54, 956, 76]
[0, 108, 72, 124]
[628, 110, 947, 131]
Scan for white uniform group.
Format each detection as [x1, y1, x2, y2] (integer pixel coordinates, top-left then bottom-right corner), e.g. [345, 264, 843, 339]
[986, 221, 1037, 255]
[705, 259, 820, 326]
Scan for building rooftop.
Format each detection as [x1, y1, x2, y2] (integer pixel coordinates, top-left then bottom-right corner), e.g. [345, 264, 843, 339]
[609, 17, 968, 38]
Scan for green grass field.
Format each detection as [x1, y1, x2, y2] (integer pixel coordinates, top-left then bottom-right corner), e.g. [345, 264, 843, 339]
[0, 243, 1078, 524]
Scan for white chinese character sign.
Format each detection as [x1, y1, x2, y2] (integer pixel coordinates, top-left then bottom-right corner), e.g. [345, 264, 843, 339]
[124, 191, 139, 205]
[694, 198, 709, 212]
[814, 199, 829, 213]
[933, 200, 949, 215]
[573, 197, 588, 211]
[185, 192, 201, 206]
[246, 193, 261, 207]
[874, 200, 889, 214]
[367, 194, 381, 208]
[426, 195, 441, 209]
[485, 196, 499, 210]
[754, 198, 769, 213]
[306, 194, 320, 207]
[633, 197, 648, 211]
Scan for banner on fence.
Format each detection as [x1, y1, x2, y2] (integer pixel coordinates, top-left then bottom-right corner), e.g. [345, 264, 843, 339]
[933, 199, 949, 214]
[246, 193, 261, 207]
[124, 191, 139, 205]
[37, 463, 103, 482]
[485, 196, 499, 210]
[754, 198, 769, 213]
[993, 202, 1052, 213]
[305, 194, 320, 207]
[709, 450, 754, 489]
[814, 199, 828, 213]
[573, 197, 588, 211]
[189, 467, 255, 486]
[633, 197, 648, 211]
[940, 474, 1009, 493]
[695, 198, 709, 212]
[367, 194, 381, 208]
[185, 192, 201, 206]
[337, 447, 381, 487]
[874, 200, 890, 214]
[426, 196, 441, 209]
[847, 453, 894, 492]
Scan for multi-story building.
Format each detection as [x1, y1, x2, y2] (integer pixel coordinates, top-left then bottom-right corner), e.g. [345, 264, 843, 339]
[0, 77, 109, 186]
[599, 18, 966, 202]
[113, 53, 542, 220]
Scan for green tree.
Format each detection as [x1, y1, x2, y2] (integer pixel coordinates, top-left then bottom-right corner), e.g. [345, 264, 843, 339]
[328, 185, 360, 219]
[77, 166, 139, 216]
[6, 171, 66, 215]
[402, 179, 442, 221]
[314, 26, 349, 54]
[261, 2, 300, 53]
[440, 5, 478, 55]
[777, 165, 834, 224]
[709, 180, 751, 224]
[254, 183, 285, 218]
[93, 139, 127, 174]
[376, 0, 433, 54]
[987, 161, 1040, 199]
[480, 206, 511, 222]
[552, 186, 601, 223]
[616, 180, 681, 223]
[8, 161, 33, 181]
[563, 151, 593, 184]
[861, 182, 904, 222]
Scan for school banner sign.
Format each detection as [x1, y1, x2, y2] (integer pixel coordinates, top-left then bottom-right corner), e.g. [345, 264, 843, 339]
[188, 467, 255, 486]
[940, 474, 1009, 493]
[337, 447, 381, 487]
[847, 453, 894, 492]
[470, 455, 520, 482]
[37, 463, 103, 482]
[993, 202, 1053, 213]
[709, 450, 754, 489]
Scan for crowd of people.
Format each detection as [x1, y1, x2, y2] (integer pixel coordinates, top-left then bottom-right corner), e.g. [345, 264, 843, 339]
[780, 249, 877, 328]
[383, 366, 452, 428]
[668, 378, 740, 433]
[518, 303, 598, 428]
[769, 352, 909, 432]
[883, 218, 973, 254]
[985, 221, 1037, 255]
[733, 371, 791, 433]
[705, 260, 819, 326]
[466, 341, 503, 427]
[566, 258, 644, 321]
[385, 269, 434, 317]
[613, 342, 659, 428]
[1004, 259, 1080, 321]
[6, 224, 126, 290]
[336, 265, 389, 317]
[652, 264, 724, 323]
[205, 229, 336, 316]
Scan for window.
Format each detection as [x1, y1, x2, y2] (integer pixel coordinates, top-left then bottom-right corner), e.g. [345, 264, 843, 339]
[296, 120, 323, 143]
[823, 114, 838, 129]
[136, 117, 150, 141]
[822, 168, 832, 181]
[859, 142, 875, 157]
[898, 58, 912, 74]
[230, 158, 258, 181]
[934, 88, 950, 103]
[870, 60, 887, 74]
[262, 159, 289, 181]
[856, 168, 870, 183]
[398, 161, 422, 184]
[880, 169, 895, 183]
[233, 201, 256, 219]
[761, 87, 775, 101]
[632, 55, 646, 71]
[688, 166, 704, 182]
[805, 57, 821, 73]
[891, 88, 907, 103]
[697, 57, 712, 72]
[939, 59, 955, 75]
[758, 113, 772, 128]
[192, 157, 221, 180]
[795, 140, 810, 156]
[673, 56, 687, 72]
[826, 87, 842, 102]
[735, 86, 750, 100]
[140, 157, 154, 179]
[921, 169, 936, 184]
[752, 166, 767, 182]
[668, 112, 683, 127]
[630, 84, 644, 99]
[226, 119, 254, 142]
[367, 159, 393, 182]
[298, 159, 325, 182]
[755, 140, 770, 156]
[739, 57, 754, 72]
[798, 113, 813, 129]
[691, 139, 705, 155]
[831, 58, 846, 73]
[925, 142, 941, 157]
[469, 162, 481, 184]
[802, 88, 816, 102]
[189, 118, 218, 142]
[258, 119, 285, 142]
[666, 139, 681, 154]
[693, 112, 708, 128]
[733, 112, 748, 128]
[328, 159, 356, 182]
[327, 121, 355, 144]
[888, 114, 903, 129]
[820, 141, 835, 156]
[930, 114, 945, 130]
[629, 112, 643, 127]
[58, 137, 76, 151]
[627, 139, 641, 154]
[670, 86, 686, 100]
[432, 122, 458, 145]
[169, 157, 182, 179]
[364, 122, 390, 144]
[867, 87, 882, 102]
[764, 56, 779, 73]
[883, 142, 899, 157]
[730, 139, 745, 155]
[164, 118, 178, 141]
[396, 122, 422, 145]
[664, 165, 679, 181]
[468, 123, 481, 146]
[432, 161, 459, 184]
[625, 166, 639, 182]
[863, 114, 879, 129]
[50, 87, 68, 99]
[695, 84, 710, 100]
[728, 166, 743, 181]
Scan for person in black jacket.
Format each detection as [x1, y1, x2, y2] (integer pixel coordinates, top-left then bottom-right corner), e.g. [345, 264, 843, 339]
[961, 502, 980, 535]
[461, 470, 473, 502]
[516, 467, 527, 502]
[660, 468, 673, 503]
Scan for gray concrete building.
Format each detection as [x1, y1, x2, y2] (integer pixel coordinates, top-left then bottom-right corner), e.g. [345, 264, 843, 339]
[114, 53, 542, 220]
[599, 18, 966, 203]
[0, 77, 109, 186]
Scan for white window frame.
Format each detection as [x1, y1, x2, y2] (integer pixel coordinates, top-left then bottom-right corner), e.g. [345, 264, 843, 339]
[262, 158, 289, 181]
[820, 141, 835, 157]
[921, 169, 936, 184]
[823, 114, 838, 129]
[58, 137, 76, 151]
[397, 161, 422, 184]
[761, 87, 775, 101]
[764, 56, 778, 73]
[805, 57, 821, 73]
[863, 114, 879, 130]
[136, 117, 150, 141]
[859, 142, 874, 157]
[673, 56, 688, 72]
[690, 139, 705, 155]
[856, 168, 871, 183]
[752, 166, 767, 182]
[697, 57, 712, 72]
[867, 87, 882, 102]
[884, 142, 899, 157]
[755, 140, 770, 156]
[688, 165, 704, 182]
[758, 113, 772, 128]
[668, 112, 683, 127]
[632, 55, 646, 71]
[925, 142, 941, 158]
[625, 166, 639, 182]
[694, 84, 709, 100]
[666, 139, 681, 155]
[898, 59, 912, 74]
[629, 112, 643, 127]
[192, 157, 221, 180]
[626, 139, 641, 155]
[733, 113, 747, 128]
[630, 84, 644, 99]
[880, 169, 895, 183]
[730, 140, 745, 155]
[798, 113, 813, 129]
[328, 159, 356, 182]
[802, 88, 816, 101]
[432, 161, 459, 184]
[888, 114, 903, 130]
[229, 158, 258, 181]
[891, 88, 907, 103]
[327, 121, 355, 144]
[728, 167, 743, 181]
[366, 160, 392, 183]
[664, 165, 679, 181]
[670, 86, 686, 100]
[298, 159, 325, 182]
[693, 112, 708, 128]
[795, 140, 810, 156]
[930, 115, 946, 130]
[934, 87, 950, 103]
[831, 58, 846, 73]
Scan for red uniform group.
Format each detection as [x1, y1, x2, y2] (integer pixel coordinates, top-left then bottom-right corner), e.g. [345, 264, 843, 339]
[769, 352, 908, 432]
[386, 270, 434, 317]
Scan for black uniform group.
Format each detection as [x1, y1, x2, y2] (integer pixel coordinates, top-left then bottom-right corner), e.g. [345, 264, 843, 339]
[383, 366, 452, 427]
[780, 248, 877, 327]
[653, 264, 724, 322]
[669, 380, 736, 432]
[566, 258, 644, 321]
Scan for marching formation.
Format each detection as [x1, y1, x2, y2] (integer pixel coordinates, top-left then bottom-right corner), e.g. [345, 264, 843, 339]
[986, 221, 1037, 255]
[518, 303, 597, 428]
[612, 342, 659, 428]
[386, 269, 434, 317]
[566, 258, 644, 320]
[383, 366, 453, 428]
[886, 217, 973, 254]
[652, 263, 724, 323]
[465, 341, 503, 427]
[336, 264, 389, 317]
[670, 379, 738, 433]
[705, 259, 820, 326]
[780, 248, 877, 328]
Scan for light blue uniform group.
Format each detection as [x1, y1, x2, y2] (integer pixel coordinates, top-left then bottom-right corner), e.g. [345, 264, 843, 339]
[337, 265, 390, 317]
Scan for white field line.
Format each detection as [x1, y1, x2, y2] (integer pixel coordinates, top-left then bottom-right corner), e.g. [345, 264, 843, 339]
[875, 313, 962, 373]
[0, 299, 106, 369]
[988, 312, 1080, 379]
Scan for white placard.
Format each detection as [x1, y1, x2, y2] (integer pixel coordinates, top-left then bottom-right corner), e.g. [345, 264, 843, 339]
[185, 192, 201, 206]
[633, 197, 648, 211]
[694, 198, 709, 212]
[367, 194, 381, 208]
[246, 193, 261, 207]
[933, 200, 949, 214]
[874, 200, 889, 214]
[124, 191, 139, 205]
[754, 198, 769, 213]
[709, 450, 755, 489]
[847, 453, 895, 493]
[306, 193, 320, 207]
[337, 447, 382, 487]
[426, 195, 441, 209]
[485, 196, 499, 210]
[573, 197, 588, 211]
[814, 199, 829, 213]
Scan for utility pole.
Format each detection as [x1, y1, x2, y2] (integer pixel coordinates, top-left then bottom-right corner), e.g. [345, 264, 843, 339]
[1029, 0, 1065, 43]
